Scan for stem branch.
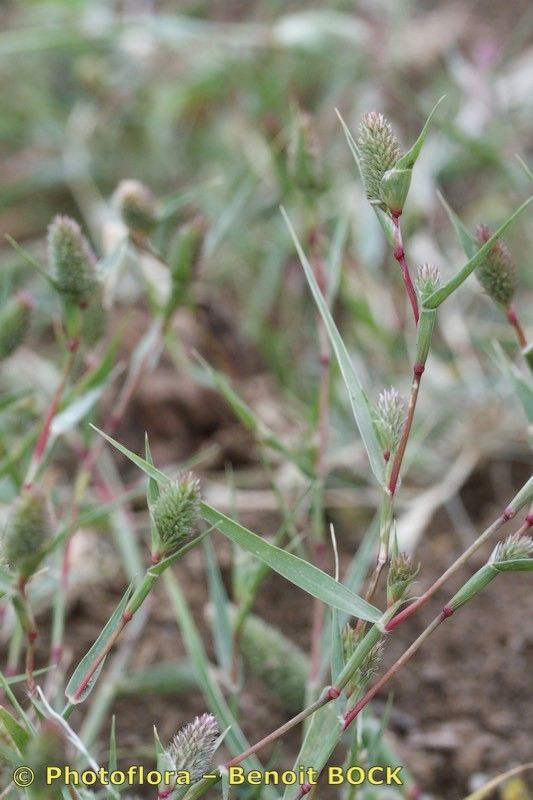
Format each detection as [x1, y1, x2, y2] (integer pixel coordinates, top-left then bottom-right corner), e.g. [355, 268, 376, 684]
[388, 364, 424, 496]
[385, 508, 532, 632]
[391, 213, 419, 325]
[344, 612, 446, 730]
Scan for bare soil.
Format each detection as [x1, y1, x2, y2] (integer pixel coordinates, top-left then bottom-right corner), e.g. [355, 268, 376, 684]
[16, 310, 533, 799]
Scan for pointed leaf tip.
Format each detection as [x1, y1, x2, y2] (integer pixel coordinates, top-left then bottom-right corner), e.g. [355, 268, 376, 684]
[396, 95, 446, 170]
[281, 207, 385, 486]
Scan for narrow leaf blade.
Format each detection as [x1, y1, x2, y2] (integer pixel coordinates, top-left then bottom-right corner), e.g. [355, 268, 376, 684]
[281, 207, 385, 485]
[396, 95, 446, 170]
[424, 196, 533, 308]
[201, 502, 381, 623]
[437, 190, 476, 259]
[91, 426, 171, 486]
[0, 706, 30, 753]
[66, 583, 134, 703]
[203, 539, 233, 676]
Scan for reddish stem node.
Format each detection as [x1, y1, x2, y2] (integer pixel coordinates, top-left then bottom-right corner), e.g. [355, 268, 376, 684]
[391, 213, 419, 325]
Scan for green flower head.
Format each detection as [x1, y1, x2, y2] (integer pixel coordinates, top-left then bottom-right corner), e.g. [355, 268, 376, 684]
[167, 713, 219, 782]
[357, 112, 400, 204]
[0, 292, 33, 360]
[48, 215, 96, 306]
[151, 473, 201, 557]
[2, 489, 52, 578]
[113, 179, 157, 237]
[474, 224, 516, 308]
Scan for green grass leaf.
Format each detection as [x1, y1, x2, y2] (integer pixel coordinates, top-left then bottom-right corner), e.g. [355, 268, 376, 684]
[65, 583, 134, 704]
[163, 571, 277, 799]
[106, 716, 120, 800]
[437, 190, 476, 259]
[203, 538, 233, 677]
[5, 234, 59, 290]
[491, 343, 533, 423]
[0, 706, 30, 753]
[91, 429, 381, 621]
[90, 426, 171, 486]
[330, 606, 345, 684]
[281, 702, 343, 800]
[336, 108, 360, 167]
[424, 196, 533, 308]
[201, 503, 381, 622]
[395, 96, 446, 170]
[281, 207, 385, 486]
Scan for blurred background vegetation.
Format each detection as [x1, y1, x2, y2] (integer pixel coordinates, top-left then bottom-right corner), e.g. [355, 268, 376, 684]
[1, 1, 532, 797]
[2, 0, 532, 478]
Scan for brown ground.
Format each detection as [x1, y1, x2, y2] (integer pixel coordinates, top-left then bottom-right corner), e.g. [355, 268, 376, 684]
[16, 309, 533, 799]
[58, 486, 533, 799]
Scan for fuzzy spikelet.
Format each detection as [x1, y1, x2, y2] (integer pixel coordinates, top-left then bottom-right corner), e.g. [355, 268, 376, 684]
[113, 179, 157, 236]
[374, 387, 405, 457]
[492, 534, 533, 564]
[342, 624, 384, 695]
[151, 473, 201, 556]
[416, 263, 440, 302]
[48, 215, 96, 305]
[235, 609, 308, 712]
[167, 713, 219, 782]
[2, 490, 52, 578]
[474, 224, 516, 307]
[0, 292, 33, 360]
[387, 552, 420, 605]
[357, 112, 400, 203]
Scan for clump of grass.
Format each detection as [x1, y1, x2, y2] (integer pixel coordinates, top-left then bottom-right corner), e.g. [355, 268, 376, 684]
[0, 88, 532, 800]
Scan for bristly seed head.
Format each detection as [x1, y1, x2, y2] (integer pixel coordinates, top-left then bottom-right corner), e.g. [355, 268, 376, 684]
[491, 533, 533, 563]
[374, 387, 405, 456]
[0, 292, 33, 361]
[342, 624, 384, 694]
[113, 179, 157, 236]
[387, 552, 420, 605]
[357, 112, 401, 204]
[47, 215, 96, 306]
[416, 263, 441, 302]
[167, 713, 219, 782]
[2, 489, 52, 578]
[151, 473, 201, 557]
[474, 224, 516, 308]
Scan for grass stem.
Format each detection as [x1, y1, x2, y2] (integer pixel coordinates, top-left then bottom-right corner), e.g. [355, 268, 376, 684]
[391, 213, 419, 325]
